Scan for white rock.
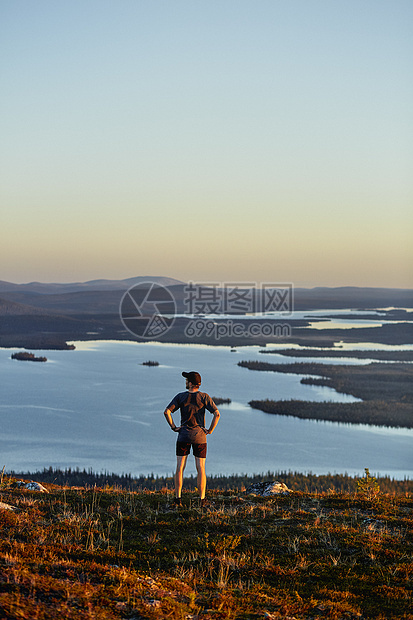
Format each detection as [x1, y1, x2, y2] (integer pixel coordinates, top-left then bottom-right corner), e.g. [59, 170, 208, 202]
[0, 501, 16, 511]
[246, 481, 292, 496]
[16, 481, 49, 493]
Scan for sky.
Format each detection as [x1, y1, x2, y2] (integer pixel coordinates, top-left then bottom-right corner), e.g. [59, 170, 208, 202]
[1, 0, 412, 288]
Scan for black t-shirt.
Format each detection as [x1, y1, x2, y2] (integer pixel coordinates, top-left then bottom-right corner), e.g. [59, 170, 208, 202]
[167, 391, 218, 442]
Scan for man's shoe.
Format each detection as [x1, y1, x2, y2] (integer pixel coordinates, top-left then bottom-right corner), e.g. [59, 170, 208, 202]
[200, 498, 210, 509]
[174, 497, 182, 508]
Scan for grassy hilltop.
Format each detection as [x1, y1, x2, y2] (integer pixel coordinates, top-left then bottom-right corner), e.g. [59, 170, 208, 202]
[1, 473, 412, 619]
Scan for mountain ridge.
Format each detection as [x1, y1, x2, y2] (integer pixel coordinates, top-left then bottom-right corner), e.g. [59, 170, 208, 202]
[0, 278, 412, 349]
[0, 276, 185, 294]
[0, 280, 412, 317]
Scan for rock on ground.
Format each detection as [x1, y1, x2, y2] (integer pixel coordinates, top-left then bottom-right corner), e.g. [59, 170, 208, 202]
[0, 501, 17, 511]
[15, 481, 49, 493]
[246, 481, 292, 496]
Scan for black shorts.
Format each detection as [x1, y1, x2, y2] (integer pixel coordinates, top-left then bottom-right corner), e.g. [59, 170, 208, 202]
[176, 441, 207, 458]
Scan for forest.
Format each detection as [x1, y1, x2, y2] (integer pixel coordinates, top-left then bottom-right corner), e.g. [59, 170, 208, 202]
[8, 465, 412, 495]
[11, 351, 47, 362]
[238, 360, 413, 428]
[260, 347, 413, 361]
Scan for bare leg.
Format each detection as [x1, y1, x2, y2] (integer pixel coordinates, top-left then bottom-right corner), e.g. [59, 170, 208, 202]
[175, 455, 188, 498]
[195, 457, 207, 500]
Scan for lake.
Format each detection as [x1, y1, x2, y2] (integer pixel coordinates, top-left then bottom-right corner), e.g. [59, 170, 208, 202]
[1, 337, 412, 480]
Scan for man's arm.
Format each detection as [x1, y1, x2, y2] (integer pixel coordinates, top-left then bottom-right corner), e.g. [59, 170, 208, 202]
[164, 408, 180, 432]
[205, 409, 220, 434]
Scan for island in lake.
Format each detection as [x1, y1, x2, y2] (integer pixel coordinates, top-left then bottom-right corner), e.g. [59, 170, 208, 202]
[212, 397, 232, 405]
[11, 351, 47, 362]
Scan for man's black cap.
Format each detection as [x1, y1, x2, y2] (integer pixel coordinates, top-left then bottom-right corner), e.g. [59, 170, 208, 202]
[182, 371, 201, 385]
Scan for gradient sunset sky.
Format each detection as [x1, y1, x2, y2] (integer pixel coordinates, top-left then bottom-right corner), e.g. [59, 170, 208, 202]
[1, 0, 412, 288]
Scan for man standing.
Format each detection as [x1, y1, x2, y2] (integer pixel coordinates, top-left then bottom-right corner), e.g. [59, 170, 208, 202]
[164, 371, 220, 507]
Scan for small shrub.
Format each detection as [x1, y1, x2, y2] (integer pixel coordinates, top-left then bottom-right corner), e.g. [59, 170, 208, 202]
[357, 468, 380, 501]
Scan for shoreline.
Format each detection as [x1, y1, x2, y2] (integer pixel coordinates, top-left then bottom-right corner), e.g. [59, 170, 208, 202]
[248, 399, 413, 429]
[1, 308, 413, 350]
[2, 315, 413, 431]
[260, 347, 413, 361]
[238, 360, 413, 429]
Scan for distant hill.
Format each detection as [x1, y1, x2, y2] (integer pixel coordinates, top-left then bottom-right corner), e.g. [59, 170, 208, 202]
[0, 290, 128, 315]
[0, 281, 412, 316]
[0, 297, 54, 316]
[0, 295, 104, 349]
[0, 280, 412, 349]
[293, 286, 413, 310]
[0, 276, 184, 295]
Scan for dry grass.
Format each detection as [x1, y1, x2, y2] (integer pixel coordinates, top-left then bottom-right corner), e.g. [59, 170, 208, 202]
[0, 478, 412, 619]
